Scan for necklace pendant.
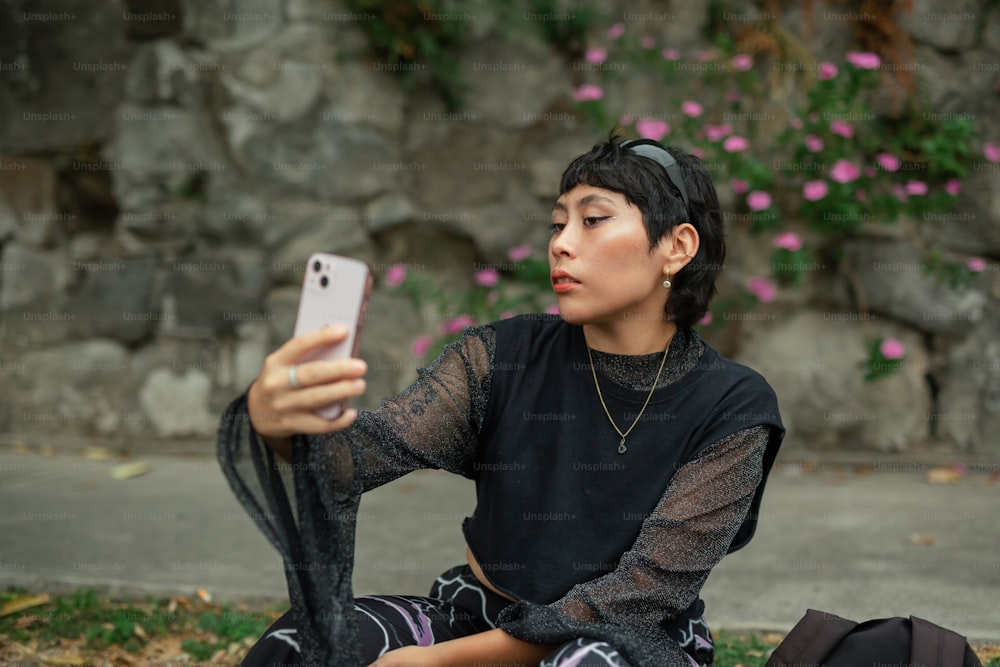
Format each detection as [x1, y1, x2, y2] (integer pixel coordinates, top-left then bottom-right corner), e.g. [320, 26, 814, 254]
[618, 438, 627, 455]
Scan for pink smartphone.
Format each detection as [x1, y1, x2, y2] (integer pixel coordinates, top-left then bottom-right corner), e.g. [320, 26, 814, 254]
[292, 253, 373, 420]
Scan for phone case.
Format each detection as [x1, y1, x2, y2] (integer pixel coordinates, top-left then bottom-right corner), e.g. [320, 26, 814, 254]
[292, 253, 373, 420]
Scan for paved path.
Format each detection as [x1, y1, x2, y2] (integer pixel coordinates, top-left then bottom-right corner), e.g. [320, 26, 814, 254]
[1, 449, 997, 641]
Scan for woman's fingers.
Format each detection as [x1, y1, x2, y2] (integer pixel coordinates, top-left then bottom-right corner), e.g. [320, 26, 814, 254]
[287, 357, 367, 390]
[270, 324, 349, 367]
[273, 376, 367, 412]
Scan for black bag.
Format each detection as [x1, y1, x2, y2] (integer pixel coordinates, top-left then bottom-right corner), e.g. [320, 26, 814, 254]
[765, 608, 983, 667]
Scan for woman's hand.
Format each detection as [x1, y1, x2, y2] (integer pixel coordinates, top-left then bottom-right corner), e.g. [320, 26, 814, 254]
[247, 325, 368, 439]
[368, 645, 435, 667]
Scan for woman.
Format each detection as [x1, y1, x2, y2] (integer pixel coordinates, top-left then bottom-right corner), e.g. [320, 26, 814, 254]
[218, 135, 784, 666]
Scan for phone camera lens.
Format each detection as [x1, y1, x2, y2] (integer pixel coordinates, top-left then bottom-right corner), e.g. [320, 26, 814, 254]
[320, 275, 329, 287]
[312, 260, 322, 272]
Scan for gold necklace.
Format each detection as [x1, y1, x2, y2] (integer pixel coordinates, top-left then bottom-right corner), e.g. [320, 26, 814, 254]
[587, 338, 671, 454]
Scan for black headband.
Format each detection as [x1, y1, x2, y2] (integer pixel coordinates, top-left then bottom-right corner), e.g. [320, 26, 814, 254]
[621, 139, 690, 210]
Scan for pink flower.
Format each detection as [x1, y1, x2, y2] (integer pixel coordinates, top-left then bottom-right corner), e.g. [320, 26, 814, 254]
[695, 49, 713, 62]
[892, 184, 908, 202]
[905, 180, 927, 196]
[640, 35, 656, 49]
[984, 143, 1000, 163]
[585, 47, 607, 64]
[661, 47, 681, 61]
[747, 276, 777, 303]
[818, 61, 838, 79]
[443, 314, 475, 335]
[747, 191, 772, 211]
[967, 257, 987, 272]
[704, 123, 732, 141]
[508, 245, 531, 262]
[879, 337, 906, 360]
[829, 120, 854, 138]
[573, 84, 604, 101]
[830, 159, 861, 183]
[698, 311, 713, 326]
[875, 153, 900, 172]
[730, 178, 749, 194]
[474, 268, 500, 286]
[772, 231, 803, 251]
[723, 135, 749, 152]
[385, 263, 407, 287]
[731, 54, 753, 71]
[411, 335, 433, 358]
[945, 179, 961, 196]
[802, 180, 829, 201]
[499, 309, 515, 319]
[790, 117, 804, 129]
[607, 23, 625, 39]
[545, 304, 560, 315]
[681, 100, 703, 117]
[805, 135, 824, 152]
[846, 51, 881, 69]
[856, 189, 868, 202]
[863, 166, 876, 178]
[636, 117, 670, 141]
[619, 113, 635, 126]
[689, 147, 705, 159]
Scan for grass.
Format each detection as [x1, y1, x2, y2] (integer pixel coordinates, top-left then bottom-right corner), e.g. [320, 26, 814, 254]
[1, 587, 998, 666]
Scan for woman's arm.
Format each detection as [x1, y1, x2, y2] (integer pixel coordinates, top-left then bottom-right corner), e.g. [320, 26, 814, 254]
[488, 424, 774, 667]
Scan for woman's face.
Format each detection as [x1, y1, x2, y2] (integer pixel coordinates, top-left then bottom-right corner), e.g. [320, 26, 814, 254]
[549, 184, 669, 327]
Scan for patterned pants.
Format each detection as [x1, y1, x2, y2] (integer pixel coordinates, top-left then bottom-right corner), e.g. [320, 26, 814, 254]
[239, 565, 714, 666]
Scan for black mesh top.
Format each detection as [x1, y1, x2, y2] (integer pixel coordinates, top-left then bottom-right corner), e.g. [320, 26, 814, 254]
[217, 321, 783, 666]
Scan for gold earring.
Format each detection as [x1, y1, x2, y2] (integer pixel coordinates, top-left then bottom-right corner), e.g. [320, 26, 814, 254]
[663, 271, 671, 289]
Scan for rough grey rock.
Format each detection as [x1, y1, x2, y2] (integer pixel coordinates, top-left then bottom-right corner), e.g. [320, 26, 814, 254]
[182, 0, 284, 51]
[443, 195, 552, 266]
[4, 340, 131, 437]
[320, 61, 406, 134]
[268, 204, 372, 284]
[66, 257, 158, 345]
[159, 253, 264, 339]
[934, 308, 1000, 455]
[124, 41, 220, 107]
[219, 25, 328, 125]
[138, 368, 217, 437]
[0, 0, 132, 153]
[0, 244, 73, 311]
[898, 0, 981, 52]
[841, 239, 989, 335]
[736, 309, 931, 452]
[0, 157, 58, 247]
[363, 194, 416, 234]
[406, 123, 513, 209]
[263, 286, 299, 346]
[460, 35, 568, 130]
[108, 106, 232, 211]
[920, 165, 1000, 255]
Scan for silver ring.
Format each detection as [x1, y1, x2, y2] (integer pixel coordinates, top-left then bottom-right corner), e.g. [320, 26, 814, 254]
[288, 365, 301, 389]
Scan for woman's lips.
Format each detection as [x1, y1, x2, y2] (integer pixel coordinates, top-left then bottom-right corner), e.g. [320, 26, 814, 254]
[551, 270, 580, 293]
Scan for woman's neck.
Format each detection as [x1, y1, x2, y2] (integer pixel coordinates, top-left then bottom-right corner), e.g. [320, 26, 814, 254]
[582, 320, 678, 356]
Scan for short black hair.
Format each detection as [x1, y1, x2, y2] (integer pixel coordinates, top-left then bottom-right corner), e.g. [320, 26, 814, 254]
[558, 133, 725, 330]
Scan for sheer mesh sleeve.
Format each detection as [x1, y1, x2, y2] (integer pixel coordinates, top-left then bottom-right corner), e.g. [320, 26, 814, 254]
[496, 424, 772, 666]
[216, 325, 495, 665]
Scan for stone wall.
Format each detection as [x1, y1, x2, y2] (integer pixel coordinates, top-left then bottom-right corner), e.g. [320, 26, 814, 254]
[0, 0, 998, 459]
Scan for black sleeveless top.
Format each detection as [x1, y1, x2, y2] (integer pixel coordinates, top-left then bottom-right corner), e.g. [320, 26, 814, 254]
[463, 315, 784, 603]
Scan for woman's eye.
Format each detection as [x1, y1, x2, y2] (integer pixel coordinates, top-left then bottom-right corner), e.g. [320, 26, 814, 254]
[583, 216, 612, 227]
[549, 222, 565, 233]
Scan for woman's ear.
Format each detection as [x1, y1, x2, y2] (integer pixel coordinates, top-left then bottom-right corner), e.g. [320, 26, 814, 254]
[660, 223, 700, 274]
